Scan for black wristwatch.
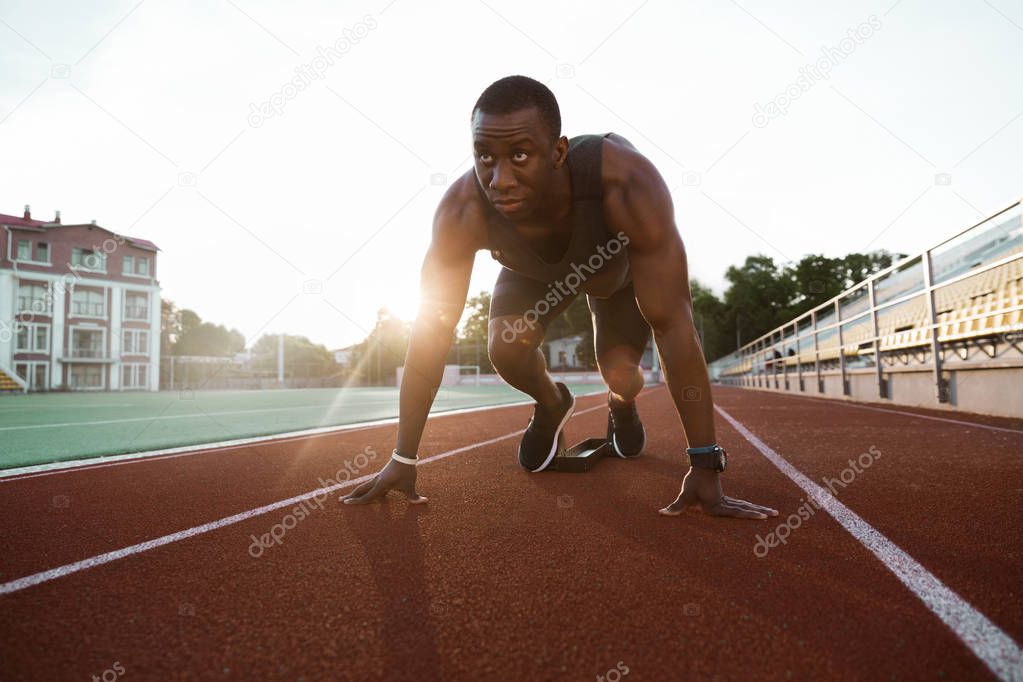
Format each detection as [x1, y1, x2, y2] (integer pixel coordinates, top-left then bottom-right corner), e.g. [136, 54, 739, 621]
[686, 445, 727, 472]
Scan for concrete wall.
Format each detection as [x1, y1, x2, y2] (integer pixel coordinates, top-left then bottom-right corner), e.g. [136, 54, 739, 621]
[718, 364, 1023, 419]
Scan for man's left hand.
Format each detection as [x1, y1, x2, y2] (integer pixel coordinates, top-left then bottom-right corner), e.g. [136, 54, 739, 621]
[658, 468, 778, 520]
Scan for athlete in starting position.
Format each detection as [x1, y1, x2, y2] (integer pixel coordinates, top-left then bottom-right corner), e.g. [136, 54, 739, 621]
[343, 75, 777, 520]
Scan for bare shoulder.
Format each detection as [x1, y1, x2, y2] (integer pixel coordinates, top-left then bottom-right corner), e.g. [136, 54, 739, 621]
[432, 169, 489, 257]
[601, 132, 664, 194]
[600, 132, 677, 246]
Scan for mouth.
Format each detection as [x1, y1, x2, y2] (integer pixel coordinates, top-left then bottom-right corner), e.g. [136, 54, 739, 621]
[492, 198, 526, 214]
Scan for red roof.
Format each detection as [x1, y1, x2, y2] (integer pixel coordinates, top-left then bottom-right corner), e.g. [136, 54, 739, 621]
[0, 213, 159, 252]
[0, 213, 45, 227]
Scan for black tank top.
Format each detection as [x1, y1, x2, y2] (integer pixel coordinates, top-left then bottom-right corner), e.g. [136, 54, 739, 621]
[474, 133, 631, 298]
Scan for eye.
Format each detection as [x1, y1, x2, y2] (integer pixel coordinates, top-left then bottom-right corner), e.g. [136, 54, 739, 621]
[513, 151, 528, 162]
[478, 152, 493, 164]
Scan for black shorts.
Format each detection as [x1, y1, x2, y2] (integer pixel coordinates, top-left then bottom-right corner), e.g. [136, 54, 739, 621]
[489, 266, 652, 358]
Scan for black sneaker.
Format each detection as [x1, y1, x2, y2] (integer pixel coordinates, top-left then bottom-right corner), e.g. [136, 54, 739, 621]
[518, 382, 575, 472]
[607, 392, 645, 458]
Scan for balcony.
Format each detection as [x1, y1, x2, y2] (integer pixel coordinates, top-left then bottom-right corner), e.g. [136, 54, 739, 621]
[71, 301, 105, 317]
[124, 305, 149, 320]
[16, 297, 51, 315]
[62, 347, 114, 363]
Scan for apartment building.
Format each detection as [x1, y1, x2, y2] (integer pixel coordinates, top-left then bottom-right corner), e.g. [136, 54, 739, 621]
[0, 206, 161, 391]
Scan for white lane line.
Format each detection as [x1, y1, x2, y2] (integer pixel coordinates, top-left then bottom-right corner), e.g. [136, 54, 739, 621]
[723, 386, 1023, 435]
[0, 403, 609, 595]
[0, 403, 134, 411]
[0, 391, 610, 481]
[0, 404, 329, 431]
[716, 405, 1023, 682]
[0, 400, 444, 432]
[0, 392, 590, 432]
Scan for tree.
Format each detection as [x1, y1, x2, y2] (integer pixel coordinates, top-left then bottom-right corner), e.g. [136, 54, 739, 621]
[175, 320, 245, 357]
[701, 250, 906, 359]
[782, 250, 902, 320]
[160, 301, 245, 357]
[459, 291, 491, 346]
[722, 255, 797, 347]
[161, 299, 180, 355]
[251, 334, 337, 378]
[453, 291, 493, 371]
[690, 279, 728, 361]
[350, 308, 412, 385]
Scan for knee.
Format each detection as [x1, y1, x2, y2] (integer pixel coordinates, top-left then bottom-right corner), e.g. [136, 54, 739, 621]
[597, 347, 644, 395]
[488, 317, 542, 374]
[602, 363, 642, 394]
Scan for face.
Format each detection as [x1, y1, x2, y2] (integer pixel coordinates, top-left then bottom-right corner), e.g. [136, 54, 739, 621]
[471, 106, 566, 221]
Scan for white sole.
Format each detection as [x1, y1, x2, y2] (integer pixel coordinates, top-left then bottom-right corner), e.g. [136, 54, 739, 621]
[528, 390, 576, 472]
[609, 413, 642, 462]
[610, 419, 645, 458]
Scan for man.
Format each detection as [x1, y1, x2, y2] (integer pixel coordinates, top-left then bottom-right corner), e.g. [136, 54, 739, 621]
[343, 75, 777, 520]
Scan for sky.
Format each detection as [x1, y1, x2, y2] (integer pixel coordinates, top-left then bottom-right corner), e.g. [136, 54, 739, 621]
[1, 0, 1021, 350]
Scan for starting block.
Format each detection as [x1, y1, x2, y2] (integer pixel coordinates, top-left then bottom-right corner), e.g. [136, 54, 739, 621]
[550, 437, 610, 472]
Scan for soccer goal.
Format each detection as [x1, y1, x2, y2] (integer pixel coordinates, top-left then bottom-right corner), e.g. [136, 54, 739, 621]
[456, 365, 480, 386]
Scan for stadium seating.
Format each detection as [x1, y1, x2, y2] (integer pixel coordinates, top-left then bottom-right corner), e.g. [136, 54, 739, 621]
[718, 256, 1022, 378]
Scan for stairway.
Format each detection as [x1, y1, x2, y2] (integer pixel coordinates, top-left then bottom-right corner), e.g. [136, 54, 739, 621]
[0, 366, 26, 393]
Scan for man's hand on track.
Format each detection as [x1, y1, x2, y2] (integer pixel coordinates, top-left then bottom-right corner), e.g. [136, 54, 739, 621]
[658, 468, 777, 519]
[340, 458, 428, 505]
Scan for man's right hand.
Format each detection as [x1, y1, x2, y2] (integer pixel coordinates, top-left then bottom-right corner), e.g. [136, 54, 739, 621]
[340, 457, 428, 505]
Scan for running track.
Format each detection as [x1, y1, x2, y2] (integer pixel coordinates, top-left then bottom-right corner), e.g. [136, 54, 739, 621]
[1, 386, 1021, 680]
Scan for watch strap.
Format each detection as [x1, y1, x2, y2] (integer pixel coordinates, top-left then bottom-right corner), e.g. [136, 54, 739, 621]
[686, 445, 726, 472]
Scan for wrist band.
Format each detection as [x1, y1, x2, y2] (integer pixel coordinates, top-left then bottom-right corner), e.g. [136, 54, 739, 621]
[391, 450, 418, 466]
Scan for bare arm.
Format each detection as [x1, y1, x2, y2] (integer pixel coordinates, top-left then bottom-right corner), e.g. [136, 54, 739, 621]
[395, 200, 479, 455]
[603, 145, 715, 447]
[343, 177, 484, 504]
[604, 140, 777, 520]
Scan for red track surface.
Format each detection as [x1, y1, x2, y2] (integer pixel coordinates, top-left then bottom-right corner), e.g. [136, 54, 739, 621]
[1, 386, 1021, 681]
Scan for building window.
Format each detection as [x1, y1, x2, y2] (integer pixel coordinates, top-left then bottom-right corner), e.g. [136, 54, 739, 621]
[16, 239, 31, 260]
[124, 292, 149, 320]
[71, 247, 107, 272]
[70, 328, 105, 359]
[36, 243, 50, 263]
[123, 329, 150, 355]
[69, 365, 104, 389]
[14, 362, 48, 391]
[122, 363, 149, 389]
[16, 283, 51, 314]
[71, 289, 106, 317]
[123, 255, 151, 277]
[15, 322, 50, 353]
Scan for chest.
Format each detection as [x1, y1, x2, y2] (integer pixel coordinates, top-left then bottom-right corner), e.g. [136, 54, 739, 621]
[512, 219, 575, 265]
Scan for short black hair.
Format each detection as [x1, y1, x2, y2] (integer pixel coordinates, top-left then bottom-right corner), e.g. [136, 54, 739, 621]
[471, 75, 561, 142]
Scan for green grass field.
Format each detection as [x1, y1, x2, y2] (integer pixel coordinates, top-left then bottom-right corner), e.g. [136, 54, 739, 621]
[0, 383, 608, 470]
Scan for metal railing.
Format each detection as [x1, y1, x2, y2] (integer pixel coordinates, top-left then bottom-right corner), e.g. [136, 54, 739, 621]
[71, 301, 105, 317]
[70, 347, 106, 359]
[16, 296, 51, 314]
[124, 305, 149, 320]
[709, 200, 1023, 403]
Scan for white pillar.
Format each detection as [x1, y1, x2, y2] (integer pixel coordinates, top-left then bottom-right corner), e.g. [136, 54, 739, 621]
[50, 281, 66, 388]
[0, 271, 13, 368]
[110, 286, 122, 390]
[148, 287, 160, 391]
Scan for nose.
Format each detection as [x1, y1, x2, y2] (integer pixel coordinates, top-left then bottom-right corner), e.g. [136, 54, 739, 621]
[489, 160, 517, 194]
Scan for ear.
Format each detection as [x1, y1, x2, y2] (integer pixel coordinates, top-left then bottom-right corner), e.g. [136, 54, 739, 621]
[552, 136, 569, 168]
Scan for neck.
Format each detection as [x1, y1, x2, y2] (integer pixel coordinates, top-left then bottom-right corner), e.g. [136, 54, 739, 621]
[534, 163, 573, 223]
